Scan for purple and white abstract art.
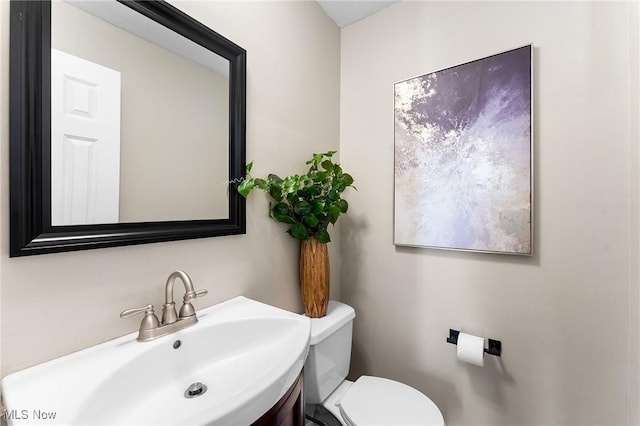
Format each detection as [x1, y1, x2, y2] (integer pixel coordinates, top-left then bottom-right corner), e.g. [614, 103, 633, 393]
[394, 46, 532, 255]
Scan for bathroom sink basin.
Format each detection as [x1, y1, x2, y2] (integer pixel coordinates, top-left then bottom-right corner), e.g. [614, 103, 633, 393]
[1, 296, 310, 425]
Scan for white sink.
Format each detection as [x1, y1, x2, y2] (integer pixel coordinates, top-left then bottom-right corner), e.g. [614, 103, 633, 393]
[1, 296, 310, 425]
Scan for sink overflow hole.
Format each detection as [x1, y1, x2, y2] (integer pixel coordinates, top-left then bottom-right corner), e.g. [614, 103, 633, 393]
[184, 382, 207, 399]
[173, 340, 181, 349]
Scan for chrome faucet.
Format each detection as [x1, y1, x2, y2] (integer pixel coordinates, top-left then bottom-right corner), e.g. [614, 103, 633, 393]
[120, 270, 208, 342]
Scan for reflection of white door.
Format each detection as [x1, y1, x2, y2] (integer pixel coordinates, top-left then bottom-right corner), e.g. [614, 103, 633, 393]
[51, 48, 121, 225]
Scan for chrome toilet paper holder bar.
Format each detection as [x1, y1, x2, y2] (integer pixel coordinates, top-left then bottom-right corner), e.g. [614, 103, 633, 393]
[446, 329, 502, 357]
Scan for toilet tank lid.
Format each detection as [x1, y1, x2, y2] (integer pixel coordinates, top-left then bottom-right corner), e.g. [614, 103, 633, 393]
[309, 301, 356, 345]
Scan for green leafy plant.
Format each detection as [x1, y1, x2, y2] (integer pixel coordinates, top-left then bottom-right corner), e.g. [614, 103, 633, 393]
[238, 151, 355, 243]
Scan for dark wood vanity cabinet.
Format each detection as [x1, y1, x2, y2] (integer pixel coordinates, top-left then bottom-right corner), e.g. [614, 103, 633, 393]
[251, 373, 304, 426]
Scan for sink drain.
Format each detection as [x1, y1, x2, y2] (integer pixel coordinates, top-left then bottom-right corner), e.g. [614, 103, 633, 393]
[184, 382, 207, 399]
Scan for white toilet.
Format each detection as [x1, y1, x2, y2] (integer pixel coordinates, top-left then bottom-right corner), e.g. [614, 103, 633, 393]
[304, 301, 445, 426]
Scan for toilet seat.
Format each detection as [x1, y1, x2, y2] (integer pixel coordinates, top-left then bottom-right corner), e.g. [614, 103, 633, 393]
[337, 376, 444, 426]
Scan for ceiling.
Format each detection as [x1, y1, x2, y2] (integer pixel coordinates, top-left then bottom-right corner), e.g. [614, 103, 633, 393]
[316, 0, 400, 28]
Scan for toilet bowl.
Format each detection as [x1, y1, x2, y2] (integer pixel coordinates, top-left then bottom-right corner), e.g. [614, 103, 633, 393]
[304, 301, 444, 426]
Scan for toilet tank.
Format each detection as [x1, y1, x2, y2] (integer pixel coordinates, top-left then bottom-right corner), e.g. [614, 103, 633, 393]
[304, 301, 356, 404]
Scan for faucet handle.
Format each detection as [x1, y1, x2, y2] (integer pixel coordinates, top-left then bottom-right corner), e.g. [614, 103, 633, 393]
[120, 304, 154, 318]
[179, 288, 208, 319]
[184, 288, 208, 303]
[120, 304, 160, 331]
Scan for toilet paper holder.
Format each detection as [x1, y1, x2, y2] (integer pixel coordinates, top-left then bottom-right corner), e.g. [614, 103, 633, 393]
[446, 329, 502, 357]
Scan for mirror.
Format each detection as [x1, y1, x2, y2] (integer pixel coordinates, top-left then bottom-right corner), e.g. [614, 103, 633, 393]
[9, 1, 246, 257]
[51, 1, 232, 225]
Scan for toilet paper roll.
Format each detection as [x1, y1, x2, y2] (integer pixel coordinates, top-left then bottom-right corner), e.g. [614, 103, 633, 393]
[457, 332, 485, 367]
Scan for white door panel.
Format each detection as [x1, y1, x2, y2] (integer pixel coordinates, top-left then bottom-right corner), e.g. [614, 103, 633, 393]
[51, 48, 121, 225]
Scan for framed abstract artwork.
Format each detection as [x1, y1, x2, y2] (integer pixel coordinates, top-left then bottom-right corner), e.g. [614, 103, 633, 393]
[394, 45, 532, 255]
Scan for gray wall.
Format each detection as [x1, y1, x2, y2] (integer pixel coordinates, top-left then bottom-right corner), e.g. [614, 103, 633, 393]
[340, 1, 639, 425]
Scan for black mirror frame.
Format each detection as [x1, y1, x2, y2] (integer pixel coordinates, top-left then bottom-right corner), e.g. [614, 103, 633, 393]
[9, 0, 246, 257]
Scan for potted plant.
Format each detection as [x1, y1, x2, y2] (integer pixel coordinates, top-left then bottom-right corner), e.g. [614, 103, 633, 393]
[238, 151, 355, 317]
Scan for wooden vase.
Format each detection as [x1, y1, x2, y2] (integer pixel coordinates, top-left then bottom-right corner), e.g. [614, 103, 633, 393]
[299, 236, 329, 318]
